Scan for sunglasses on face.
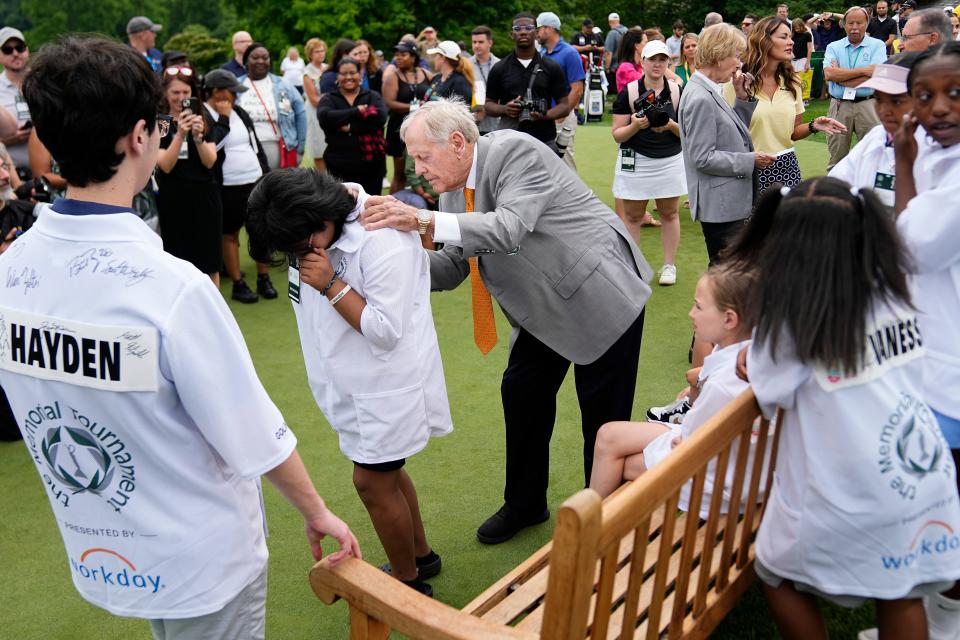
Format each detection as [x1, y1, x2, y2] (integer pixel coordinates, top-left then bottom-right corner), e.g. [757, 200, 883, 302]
[1, 42, 26, 55]
[165, 66, 193, 76]
[512, 24, 536, 32]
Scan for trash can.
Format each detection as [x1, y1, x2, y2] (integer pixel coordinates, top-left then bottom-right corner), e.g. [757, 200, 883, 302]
[811, 51, 826, 100]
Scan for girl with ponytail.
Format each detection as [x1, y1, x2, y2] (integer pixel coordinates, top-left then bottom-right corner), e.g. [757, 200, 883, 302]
[730, 177, 960, 640]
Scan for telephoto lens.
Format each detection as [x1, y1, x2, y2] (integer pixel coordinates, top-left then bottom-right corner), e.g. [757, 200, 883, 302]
[556, 125, 574, 157]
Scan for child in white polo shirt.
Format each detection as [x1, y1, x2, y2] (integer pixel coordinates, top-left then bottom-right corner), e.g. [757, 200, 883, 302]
[828, 53, 919, 206]
[888, 41, 960, 640]
[0, 35, 359, 639]
[734, 177, 960, 640]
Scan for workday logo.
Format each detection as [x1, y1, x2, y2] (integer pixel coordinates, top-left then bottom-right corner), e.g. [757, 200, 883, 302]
[70, 548, 164, 594]
[41, 425, 114, 495]
[881, 520, 960, 570]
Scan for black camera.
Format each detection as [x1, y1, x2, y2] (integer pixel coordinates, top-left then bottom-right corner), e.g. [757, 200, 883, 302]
[14, 176, 51, 203]
[633, 89, 670, 129]
[518, 94, 548, 123]
[181, 97, 200, 114]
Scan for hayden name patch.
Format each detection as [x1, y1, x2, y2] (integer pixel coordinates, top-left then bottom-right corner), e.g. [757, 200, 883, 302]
[0, 307, 158, 391]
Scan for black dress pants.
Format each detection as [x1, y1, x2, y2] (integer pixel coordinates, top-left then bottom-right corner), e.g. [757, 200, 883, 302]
[500, 310, 645, 514]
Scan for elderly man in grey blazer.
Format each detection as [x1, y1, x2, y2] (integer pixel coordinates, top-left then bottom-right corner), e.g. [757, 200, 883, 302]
[363, 98, 653, 544]
[677, 23, 775, 264]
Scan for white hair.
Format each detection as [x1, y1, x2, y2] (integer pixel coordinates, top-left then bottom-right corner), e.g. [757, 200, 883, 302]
[399, 98, 479, 146]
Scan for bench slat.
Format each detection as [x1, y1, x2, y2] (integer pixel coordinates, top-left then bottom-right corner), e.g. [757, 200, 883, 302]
[693, 441, 733, 617]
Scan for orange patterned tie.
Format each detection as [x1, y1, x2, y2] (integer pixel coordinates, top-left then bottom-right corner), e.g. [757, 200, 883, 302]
[464, 187, 498, 354]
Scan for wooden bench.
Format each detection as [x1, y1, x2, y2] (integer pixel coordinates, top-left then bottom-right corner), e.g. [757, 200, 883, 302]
[310, 388, 781, 639]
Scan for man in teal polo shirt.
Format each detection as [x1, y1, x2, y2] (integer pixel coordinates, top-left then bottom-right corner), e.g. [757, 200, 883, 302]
[823, 6, 887, 169]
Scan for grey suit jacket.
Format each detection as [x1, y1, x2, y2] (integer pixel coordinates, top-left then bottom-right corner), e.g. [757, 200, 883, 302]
[678, 73, 759, 223]
[430, 130, 653, 365]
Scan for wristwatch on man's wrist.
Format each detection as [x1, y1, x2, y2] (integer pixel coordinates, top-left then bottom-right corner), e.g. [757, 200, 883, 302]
[416, 209, 433, 236]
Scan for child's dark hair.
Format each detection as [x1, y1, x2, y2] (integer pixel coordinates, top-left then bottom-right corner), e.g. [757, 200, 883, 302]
[907, 41, 960, 92]
[21, 35, 161, 188]
[246, 168, 357, 266]
[724, 177, 913, 374]
[704, 262, 756, 333]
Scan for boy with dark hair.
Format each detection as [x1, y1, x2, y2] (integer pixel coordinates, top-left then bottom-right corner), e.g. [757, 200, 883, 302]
[3, 35, 359, 639]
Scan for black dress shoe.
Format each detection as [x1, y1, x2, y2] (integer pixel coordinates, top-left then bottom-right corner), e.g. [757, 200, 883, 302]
[379, 550, 442, 579]
[231, 279, 259, 304]
[257, 274, 278, 299]
[476, 505, 550, 545]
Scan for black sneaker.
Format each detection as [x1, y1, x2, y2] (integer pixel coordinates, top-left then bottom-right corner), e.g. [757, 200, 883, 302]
[401, 577, 433, 598]
[379, 550, 442, 580]
[645, 397, 691, 424]
[231, 279, 259, 304]
[257, 274, 278, 299]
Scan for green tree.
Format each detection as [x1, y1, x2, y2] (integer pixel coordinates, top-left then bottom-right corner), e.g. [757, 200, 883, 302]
[164, 24, 229, 73]
[23, 0, 137, 45]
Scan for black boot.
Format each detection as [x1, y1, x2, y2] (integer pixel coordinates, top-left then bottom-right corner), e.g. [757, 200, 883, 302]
[231, 279, 259, 303]
[257, 274, 278, 299]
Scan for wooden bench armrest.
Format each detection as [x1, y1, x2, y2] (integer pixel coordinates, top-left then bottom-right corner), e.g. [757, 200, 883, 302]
[310, 557, 539, 640]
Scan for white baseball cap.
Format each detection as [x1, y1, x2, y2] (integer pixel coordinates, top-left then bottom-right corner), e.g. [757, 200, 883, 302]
[641, 40, 671, 59]
[426, 40, 461, 61]
[609, 12, 620, 20]
[859, 63, 909, 95]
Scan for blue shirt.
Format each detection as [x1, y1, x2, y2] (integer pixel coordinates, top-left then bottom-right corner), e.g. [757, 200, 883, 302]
[824, 35, 887, 100]
[543, 38, 585, 89]
[221, 58, 246, 78]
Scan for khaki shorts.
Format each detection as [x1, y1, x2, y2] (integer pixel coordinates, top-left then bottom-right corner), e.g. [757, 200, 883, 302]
[150, 566, 267, 640]
[754, 558, 951, 608]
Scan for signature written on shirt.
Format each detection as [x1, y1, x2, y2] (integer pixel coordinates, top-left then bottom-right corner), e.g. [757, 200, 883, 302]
[66, 248, 154, 287]
[6, 266, 40, 295]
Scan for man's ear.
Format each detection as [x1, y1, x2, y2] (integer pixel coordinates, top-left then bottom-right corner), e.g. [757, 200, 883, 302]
[449, 131, 467, 156]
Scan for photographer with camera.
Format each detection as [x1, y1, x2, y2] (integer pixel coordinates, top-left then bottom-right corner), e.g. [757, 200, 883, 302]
[156, 65, 222, 286]
[611, 40, 685, 286]
[484, 12, 572, 150]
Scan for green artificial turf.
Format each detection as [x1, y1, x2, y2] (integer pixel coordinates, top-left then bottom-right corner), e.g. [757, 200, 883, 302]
[0, 105, 874, 638]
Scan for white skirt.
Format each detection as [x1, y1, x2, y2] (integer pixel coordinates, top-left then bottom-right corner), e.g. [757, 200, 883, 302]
[612, 150, 688, 200]
[643, 425, 681, 469]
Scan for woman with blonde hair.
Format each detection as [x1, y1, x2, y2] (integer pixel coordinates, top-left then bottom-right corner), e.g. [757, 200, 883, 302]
[303, 38, 328, 171]
[726, 16, 845, 193]
[425, 41, 474, 104]
[673, 33, 698, 84]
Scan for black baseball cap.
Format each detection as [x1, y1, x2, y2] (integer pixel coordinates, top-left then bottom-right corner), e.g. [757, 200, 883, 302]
[204, 69, 247, 93]
[583, 18, 594, 26]
[394, 41, 418, 54]
[902, 0, 918, 8]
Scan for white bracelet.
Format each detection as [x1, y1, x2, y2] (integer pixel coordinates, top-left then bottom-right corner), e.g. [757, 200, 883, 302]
[329, 284, 352, 306]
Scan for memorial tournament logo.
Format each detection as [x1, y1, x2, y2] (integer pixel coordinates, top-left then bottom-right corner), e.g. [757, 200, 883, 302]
[41, 425, 115, 495]
[896, 413, 944, 479]
[878, 392, 952, 501]
[20, 402, 138, 511]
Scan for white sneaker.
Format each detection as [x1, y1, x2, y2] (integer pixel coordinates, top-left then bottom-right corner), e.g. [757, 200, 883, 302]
[659, 264, 677, 286]
[646, 397, 691, 424]
[927, 593, 960, 640]
[860, 594, 960, 640]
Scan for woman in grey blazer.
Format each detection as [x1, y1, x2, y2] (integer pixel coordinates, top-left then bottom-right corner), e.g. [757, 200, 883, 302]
[678, 23, 777, 265]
